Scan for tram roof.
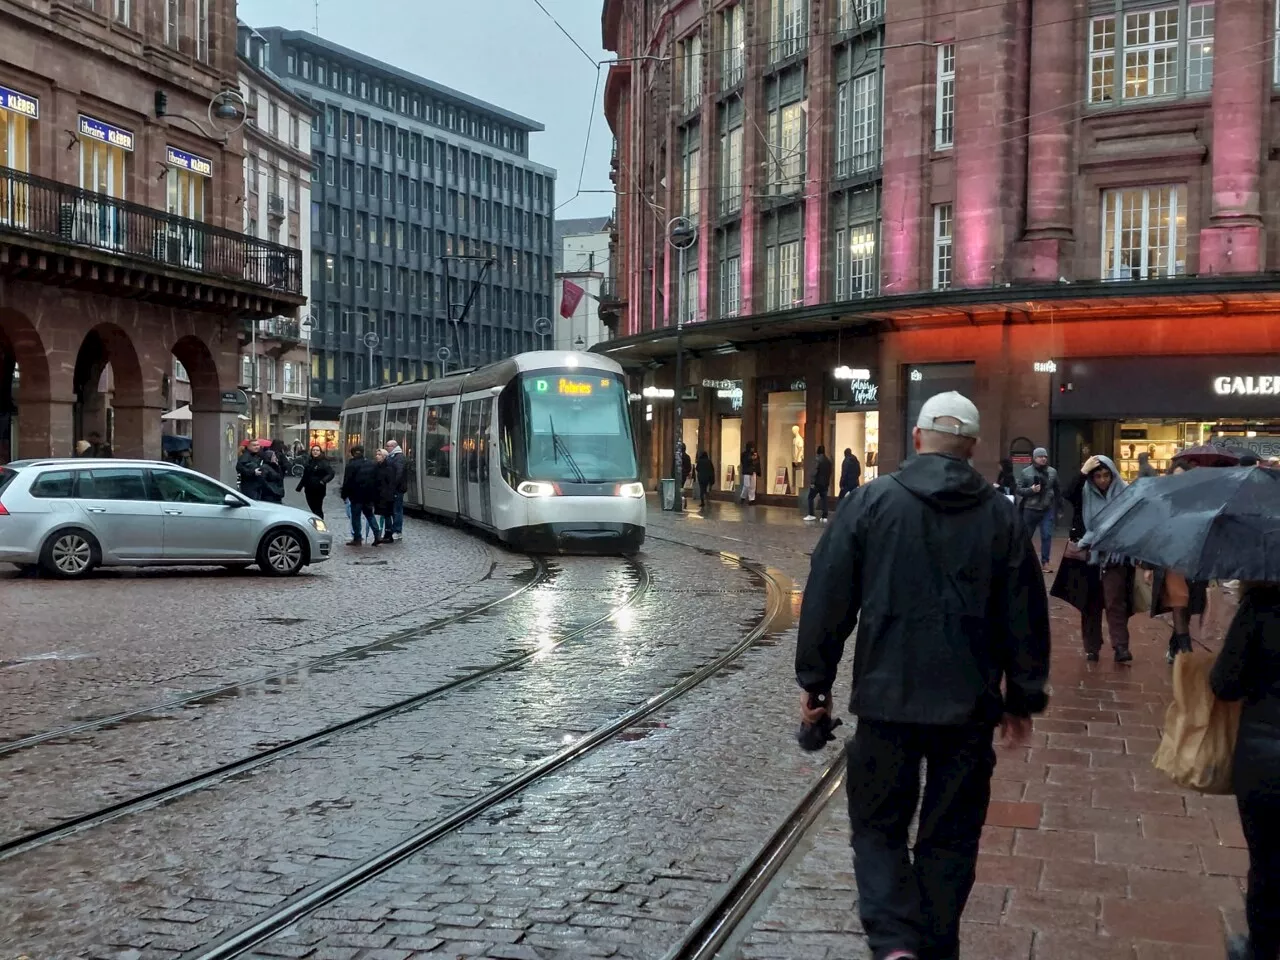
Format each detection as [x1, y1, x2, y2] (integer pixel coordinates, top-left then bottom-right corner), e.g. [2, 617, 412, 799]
[340, 351, 622, 411]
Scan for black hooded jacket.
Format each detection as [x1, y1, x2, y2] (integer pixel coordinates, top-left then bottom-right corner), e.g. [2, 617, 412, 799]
[1211, 585, 1280, 797]
[796, 453, 1051, 724]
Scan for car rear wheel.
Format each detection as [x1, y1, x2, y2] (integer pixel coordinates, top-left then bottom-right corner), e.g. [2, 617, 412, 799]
[40, 529, 98, 579]
[257, 529, 306, 576]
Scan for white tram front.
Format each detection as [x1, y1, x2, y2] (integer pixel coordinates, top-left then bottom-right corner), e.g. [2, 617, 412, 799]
[339, 351, 645, 554]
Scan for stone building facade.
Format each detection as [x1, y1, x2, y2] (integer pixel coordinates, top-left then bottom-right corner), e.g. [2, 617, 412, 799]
[600, 0, 1280, 498]
[0, 0, 305, 482]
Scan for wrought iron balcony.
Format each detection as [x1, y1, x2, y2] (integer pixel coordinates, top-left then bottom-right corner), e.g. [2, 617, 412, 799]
[240, 317, 304, 352]
[0, 164, 304, 303]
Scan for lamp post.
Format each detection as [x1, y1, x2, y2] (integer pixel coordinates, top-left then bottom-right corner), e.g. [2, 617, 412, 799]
[534, 316, 552, 351]
[362, 330, 380, 387]
[666, 215, 697, 511]
[299, 313, 315, 450]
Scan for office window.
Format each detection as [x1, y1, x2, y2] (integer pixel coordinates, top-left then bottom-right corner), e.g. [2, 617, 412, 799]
[1101, 185, 1187, 280]
[720, 125, 743, 214]
[1088, 2, 1214, 105]
[325, 157, 335, 186]
[836, 70, 879, 177]
[681, 131, 700, 217]
[832, 187, 878, 300]
[113, 0, 129, 25]
[767, 101, 805, 193]
[164, 0, 182, 48]
[766, 240, 802, 311]
[838, 0, 883, 30]
[932, 203, 953, 291]
[341, 160, 351, 189]
[769, 0, 807, 63]
[195, 0, 208, 61]
[721, 3, 745, 89]
[341, 258, 351, 286]
[680, 32, 703, 113]
[720, 255, 741, 318]
[936, 43, 956, 150]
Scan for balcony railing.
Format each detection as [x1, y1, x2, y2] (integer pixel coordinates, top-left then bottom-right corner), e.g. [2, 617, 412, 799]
[0, 164, 303, 295]
[600, 277, 621, 302]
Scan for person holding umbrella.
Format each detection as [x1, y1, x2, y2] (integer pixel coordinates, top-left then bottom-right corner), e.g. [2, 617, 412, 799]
[1147, 462, 1208, 664]
[1079, 465, 1280, 960]
[1051, 454, 1134, 663]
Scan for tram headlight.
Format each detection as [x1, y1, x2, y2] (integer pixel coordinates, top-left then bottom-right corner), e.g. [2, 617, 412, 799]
[517, 480, 558, 498]
[615, 482, 645, 499]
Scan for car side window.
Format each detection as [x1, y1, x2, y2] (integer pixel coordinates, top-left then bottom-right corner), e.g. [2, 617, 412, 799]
[79, 468, 149, 501]
[28, 470, 76, 498]
[150, 470, 229, 505]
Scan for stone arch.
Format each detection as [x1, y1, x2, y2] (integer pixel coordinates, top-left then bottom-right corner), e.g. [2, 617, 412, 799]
[0, 307, 52, 462]
[172, 333, 227, 479]
[73, 322, 145, 458]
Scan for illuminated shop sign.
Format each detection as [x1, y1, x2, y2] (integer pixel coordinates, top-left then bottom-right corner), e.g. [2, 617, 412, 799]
[78, 114, 134, 151]
[1213, 376, 1280, 397]
[0, 84, 39, 119]
[833, 366, 871, 380]
[642, 386, 674, 399]
[1033, 360, 1057, 373]
[166, 145, 213, 177]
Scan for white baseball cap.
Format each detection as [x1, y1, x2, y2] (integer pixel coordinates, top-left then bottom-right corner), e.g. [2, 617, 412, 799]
[916, 391, 981, 438]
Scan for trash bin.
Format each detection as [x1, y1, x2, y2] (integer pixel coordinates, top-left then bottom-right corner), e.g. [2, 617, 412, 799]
[660, 477, 678, 511]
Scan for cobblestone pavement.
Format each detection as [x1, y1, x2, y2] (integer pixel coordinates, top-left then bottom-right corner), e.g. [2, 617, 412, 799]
[0, 490, 504, 741]
[3, 496, 1253, 959]
[0, 537, 766, 959]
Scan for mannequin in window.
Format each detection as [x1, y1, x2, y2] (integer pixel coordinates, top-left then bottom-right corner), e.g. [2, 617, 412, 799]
[791, 425, 804, 465]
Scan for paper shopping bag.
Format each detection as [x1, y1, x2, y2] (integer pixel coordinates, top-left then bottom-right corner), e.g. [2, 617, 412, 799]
[1153, 651, 1242, 795]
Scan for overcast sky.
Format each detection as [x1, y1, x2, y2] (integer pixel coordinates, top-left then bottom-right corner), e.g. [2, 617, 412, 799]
[238, 0, 613, 219]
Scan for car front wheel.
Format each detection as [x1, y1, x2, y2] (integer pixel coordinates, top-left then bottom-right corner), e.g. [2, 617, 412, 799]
[40, 529, 98, 579]
[257, 529, 306, 576]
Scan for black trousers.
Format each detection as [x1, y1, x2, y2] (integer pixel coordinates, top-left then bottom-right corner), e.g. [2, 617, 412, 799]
[847, 719, 996, 960]
[698, 481, 711, 505]
[807, 487, 829, 518]
[1238, 788, 1280, 958]
[304, 487, 326, 518]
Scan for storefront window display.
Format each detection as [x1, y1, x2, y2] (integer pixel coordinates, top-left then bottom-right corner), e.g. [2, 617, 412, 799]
[704, 378, 744, 491]
[760, 379, 807, 495]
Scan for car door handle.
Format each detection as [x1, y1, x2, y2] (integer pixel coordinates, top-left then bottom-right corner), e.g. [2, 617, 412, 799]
[164, 509, 184, 516]
[85, 506, 108, 513]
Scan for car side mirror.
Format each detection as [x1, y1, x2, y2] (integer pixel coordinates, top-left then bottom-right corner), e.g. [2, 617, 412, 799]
[224, 494, 245, 508]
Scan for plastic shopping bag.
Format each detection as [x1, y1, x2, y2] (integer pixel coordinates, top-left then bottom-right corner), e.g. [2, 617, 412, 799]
[1153, 651, 1242, 795]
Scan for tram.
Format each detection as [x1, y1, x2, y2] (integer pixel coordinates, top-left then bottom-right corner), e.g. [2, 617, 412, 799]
[339, 351, 645, 553]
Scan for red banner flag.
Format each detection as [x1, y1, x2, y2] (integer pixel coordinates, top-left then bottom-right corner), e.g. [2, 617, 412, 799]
[560, 279, 585, 318]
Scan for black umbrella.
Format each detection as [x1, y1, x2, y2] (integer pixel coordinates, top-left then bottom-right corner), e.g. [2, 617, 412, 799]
[1082, 466, 1280, 582]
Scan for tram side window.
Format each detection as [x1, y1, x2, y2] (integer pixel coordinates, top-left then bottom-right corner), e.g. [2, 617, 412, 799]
[365, 409, 383, 449]
[343, 411, 364, 453]
[423, 403, 452, 478]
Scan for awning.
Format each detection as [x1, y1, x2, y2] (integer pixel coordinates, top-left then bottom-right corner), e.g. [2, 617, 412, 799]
[160, 404, 192, 421]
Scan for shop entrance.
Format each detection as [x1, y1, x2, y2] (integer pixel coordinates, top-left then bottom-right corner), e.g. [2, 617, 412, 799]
[762, 387, 806, 495]
[830, 411, 881, 485]
[719, 417, 741, 491]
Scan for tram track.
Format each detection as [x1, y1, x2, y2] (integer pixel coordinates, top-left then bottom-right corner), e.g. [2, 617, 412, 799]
[662, 751, 847, 960]
[181, 549, 786, 960]
[0, 552, 550, 756]
[0, 554, 649, 862]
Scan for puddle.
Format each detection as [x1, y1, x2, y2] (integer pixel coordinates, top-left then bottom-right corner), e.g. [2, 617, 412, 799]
[1, 652, 95, 669]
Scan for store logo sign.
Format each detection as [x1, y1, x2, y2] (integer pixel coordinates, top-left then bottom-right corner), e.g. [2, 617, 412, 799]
[78, 114, 134, 151]
[910, 369, 923, 382]
[166, 145, 213, 177]
[850, 379, 878, 405]
[1213, 376, 1280, 397]
[0, 84, 38, 119]
[1033, 360, 1057, 374]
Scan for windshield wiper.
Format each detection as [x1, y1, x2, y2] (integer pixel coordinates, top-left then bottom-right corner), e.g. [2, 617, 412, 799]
[548, 415, 586, 483]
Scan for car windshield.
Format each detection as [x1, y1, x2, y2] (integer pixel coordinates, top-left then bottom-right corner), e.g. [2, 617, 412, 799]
[521, 371, 638, 483]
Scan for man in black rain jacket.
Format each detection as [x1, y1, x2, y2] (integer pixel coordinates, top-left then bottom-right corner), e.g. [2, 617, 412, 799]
[795, 391, 1050, 960]
[339, 446, 380, 545]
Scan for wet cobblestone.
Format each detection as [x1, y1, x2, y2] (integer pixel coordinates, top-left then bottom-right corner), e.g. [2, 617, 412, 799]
[0, 538, 766, 959]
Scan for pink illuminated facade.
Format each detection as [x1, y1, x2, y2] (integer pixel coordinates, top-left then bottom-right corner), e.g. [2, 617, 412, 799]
[600, 0, 1280, 495]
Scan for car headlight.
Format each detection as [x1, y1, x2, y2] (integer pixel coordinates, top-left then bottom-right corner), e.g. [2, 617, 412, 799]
[517, 480, 558, 498]
[616, 482, 645, 499]
[309, 517, 327, 532]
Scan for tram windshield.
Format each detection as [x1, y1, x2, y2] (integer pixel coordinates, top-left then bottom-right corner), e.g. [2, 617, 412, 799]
[520, 371, 638, 483]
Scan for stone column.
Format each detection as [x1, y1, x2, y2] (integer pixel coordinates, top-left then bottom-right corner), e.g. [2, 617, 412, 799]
[1016, 0, 1074, 281]
[17, 392, 74, 459]
[191, 407, 240, 485]
[1200, 1, 1267, 274]
[112, 402, 164, 461]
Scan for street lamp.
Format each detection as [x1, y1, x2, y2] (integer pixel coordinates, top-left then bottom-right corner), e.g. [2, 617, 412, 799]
[362, 330, 380, 387]
[299, 313, 315, 449]
[666, 215, 697, 511]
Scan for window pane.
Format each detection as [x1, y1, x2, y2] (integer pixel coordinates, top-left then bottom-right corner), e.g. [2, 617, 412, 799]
[81, 468, 148, 501]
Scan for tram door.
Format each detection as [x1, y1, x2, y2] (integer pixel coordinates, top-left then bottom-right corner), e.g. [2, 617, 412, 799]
[458, 396, 493, 528]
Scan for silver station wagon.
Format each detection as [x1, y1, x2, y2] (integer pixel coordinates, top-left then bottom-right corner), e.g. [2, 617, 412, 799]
[0, 459, 332, 578]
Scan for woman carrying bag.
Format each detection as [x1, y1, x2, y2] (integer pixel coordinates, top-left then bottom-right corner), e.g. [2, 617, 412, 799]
[1051, 454, 1135, 663]
[1211, 582, 1280, 960]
